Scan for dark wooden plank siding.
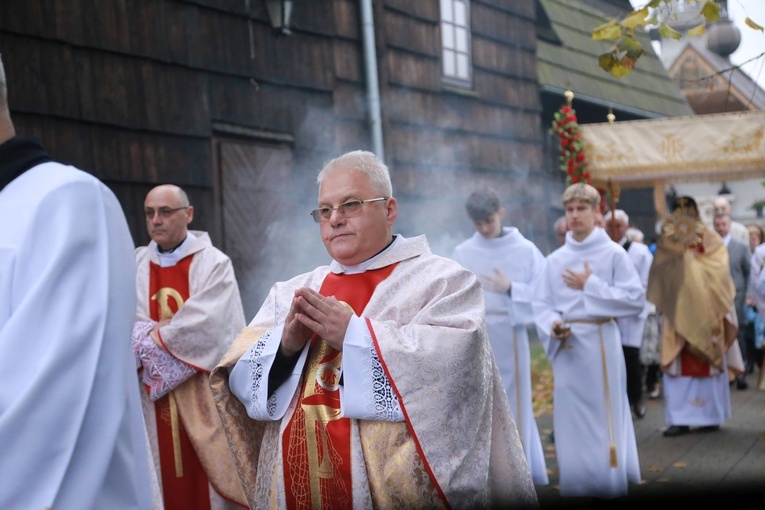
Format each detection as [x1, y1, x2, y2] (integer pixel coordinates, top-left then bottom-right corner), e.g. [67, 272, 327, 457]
[385, 50, 441, 90]
[383, 9, 438, 56]
[2, 0, 551, 272]
[377, 0, 545, 251]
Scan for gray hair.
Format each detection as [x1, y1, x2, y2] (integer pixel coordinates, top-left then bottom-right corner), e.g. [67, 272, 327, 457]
[604, 209, 629, 224]
[317, 150, 393, 197]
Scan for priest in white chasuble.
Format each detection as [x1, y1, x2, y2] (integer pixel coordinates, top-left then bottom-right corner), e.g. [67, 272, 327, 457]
[210, 150, 539, 510]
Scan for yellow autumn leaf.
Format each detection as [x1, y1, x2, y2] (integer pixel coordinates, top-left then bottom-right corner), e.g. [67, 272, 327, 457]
[621, 7, 649, 30]
[673, 461, 687, 468]
[620, 56, 636, 71]
[700, 0, 720, 23]
[598, 52, 618, 73]
[610, 63, 632, 78]
[659, 22, 682, 40]
[619, 33, 645, 59]
[593, 20, 622, 41]
[745, 17, 764, 32]
[687, 22, 706, 36]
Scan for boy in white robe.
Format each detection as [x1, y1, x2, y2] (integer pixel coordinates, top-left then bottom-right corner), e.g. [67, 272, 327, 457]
[451, 187, 549, 486]
[533, 183, 644, 500]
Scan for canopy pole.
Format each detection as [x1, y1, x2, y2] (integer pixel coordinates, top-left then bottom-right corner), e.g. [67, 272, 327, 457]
[653, 181, 667, 218]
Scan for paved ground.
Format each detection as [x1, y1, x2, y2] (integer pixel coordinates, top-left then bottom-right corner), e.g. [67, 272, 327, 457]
[533, 377, 765, 509]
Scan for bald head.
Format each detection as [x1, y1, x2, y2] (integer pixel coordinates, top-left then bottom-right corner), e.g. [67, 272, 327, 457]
[144, 184, 194, 251]
[146, 184, 190, 207]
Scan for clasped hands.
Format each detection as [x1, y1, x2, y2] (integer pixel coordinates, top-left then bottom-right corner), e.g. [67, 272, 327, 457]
[281, 287, 354, 356]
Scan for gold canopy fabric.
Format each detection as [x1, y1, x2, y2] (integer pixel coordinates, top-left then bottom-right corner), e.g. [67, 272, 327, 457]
[580, 110, 765, 188]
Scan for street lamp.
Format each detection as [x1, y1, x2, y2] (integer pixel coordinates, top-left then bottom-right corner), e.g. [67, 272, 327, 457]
[265, 0, 293, 35]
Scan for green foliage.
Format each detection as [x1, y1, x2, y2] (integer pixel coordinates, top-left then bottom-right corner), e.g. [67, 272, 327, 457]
[592, 0, 729, 77]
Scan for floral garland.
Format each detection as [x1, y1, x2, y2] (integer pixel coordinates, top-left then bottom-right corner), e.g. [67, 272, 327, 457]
[551, 102, 589, 186]
[551, 93, 620, 213]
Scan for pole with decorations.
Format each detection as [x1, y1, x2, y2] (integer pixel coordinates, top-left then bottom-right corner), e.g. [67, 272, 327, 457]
[551, 90, 620, 214]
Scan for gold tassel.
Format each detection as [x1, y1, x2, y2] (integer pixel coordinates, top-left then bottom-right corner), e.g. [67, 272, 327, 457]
[169, 393, 184, 477]
[610, 445, 618, 467]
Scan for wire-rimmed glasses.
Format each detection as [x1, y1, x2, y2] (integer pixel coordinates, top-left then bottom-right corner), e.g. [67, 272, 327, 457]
[310, 197, 388, 223]
[144, 206, 189, 220]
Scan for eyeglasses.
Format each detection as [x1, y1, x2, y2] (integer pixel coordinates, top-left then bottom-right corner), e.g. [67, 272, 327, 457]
[311, 197, 388, 223]
[144, 206, 188, 220]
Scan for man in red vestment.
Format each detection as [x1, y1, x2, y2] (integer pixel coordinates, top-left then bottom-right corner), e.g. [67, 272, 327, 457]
[133, 184, 247, 509]
[210, 150, 539, 510]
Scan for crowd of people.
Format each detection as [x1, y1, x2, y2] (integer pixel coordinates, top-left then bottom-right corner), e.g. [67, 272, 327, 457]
[2, 50, 765, 508]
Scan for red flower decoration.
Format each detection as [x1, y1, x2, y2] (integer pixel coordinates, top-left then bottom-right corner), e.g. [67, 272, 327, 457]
[552, 102, 589, 187]
[552, 97, 621, 208]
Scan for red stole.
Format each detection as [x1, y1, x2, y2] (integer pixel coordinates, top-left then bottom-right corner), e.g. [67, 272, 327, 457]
[680, 348, 712, 377]
[149, 256, 211, 510]
[282, 264, 397, 510]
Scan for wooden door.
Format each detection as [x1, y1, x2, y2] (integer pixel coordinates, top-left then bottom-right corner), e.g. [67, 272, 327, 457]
[216, 139, 293, 319]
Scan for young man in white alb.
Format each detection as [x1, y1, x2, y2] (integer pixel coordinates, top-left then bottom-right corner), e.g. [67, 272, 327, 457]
[533, 183, 643, 500]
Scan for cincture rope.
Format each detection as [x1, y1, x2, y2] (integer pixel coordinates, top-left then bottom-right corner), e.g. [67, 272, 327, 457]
[567, 318, 618, 467]
[513, 328, 523, 447]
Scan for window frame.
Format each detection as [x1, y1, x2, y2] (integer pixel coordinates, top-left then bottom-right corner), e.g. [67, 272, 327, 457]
[440, 0, 473, 88]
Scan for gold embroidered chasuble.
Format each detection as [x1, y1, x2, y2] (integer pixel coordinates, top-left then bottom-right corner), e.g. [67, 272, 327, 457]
[136, 231, 247, 508]
[210, 235, 538, 510]
[647, 221, 742, 374]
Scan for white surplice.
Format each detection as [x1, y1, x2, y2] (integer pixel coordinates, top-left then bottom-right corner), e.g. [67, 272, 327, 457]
[451, 227, 549, 485]
[0, 162, 154, 509]
[616, 238, 653, 349]
[533, 227, 644, 499]
[216, 235, 539, 510]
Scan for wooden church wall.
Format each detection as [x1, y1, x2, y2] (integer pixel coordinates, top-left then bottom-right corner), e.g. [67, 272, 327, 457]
[1, 0, 549, 309]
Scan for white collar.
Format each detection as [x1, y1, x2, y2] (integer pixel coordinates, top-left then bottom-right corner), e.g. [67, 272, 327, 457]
[155, 231, 197, 267]
[330, 234, 405, 275]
